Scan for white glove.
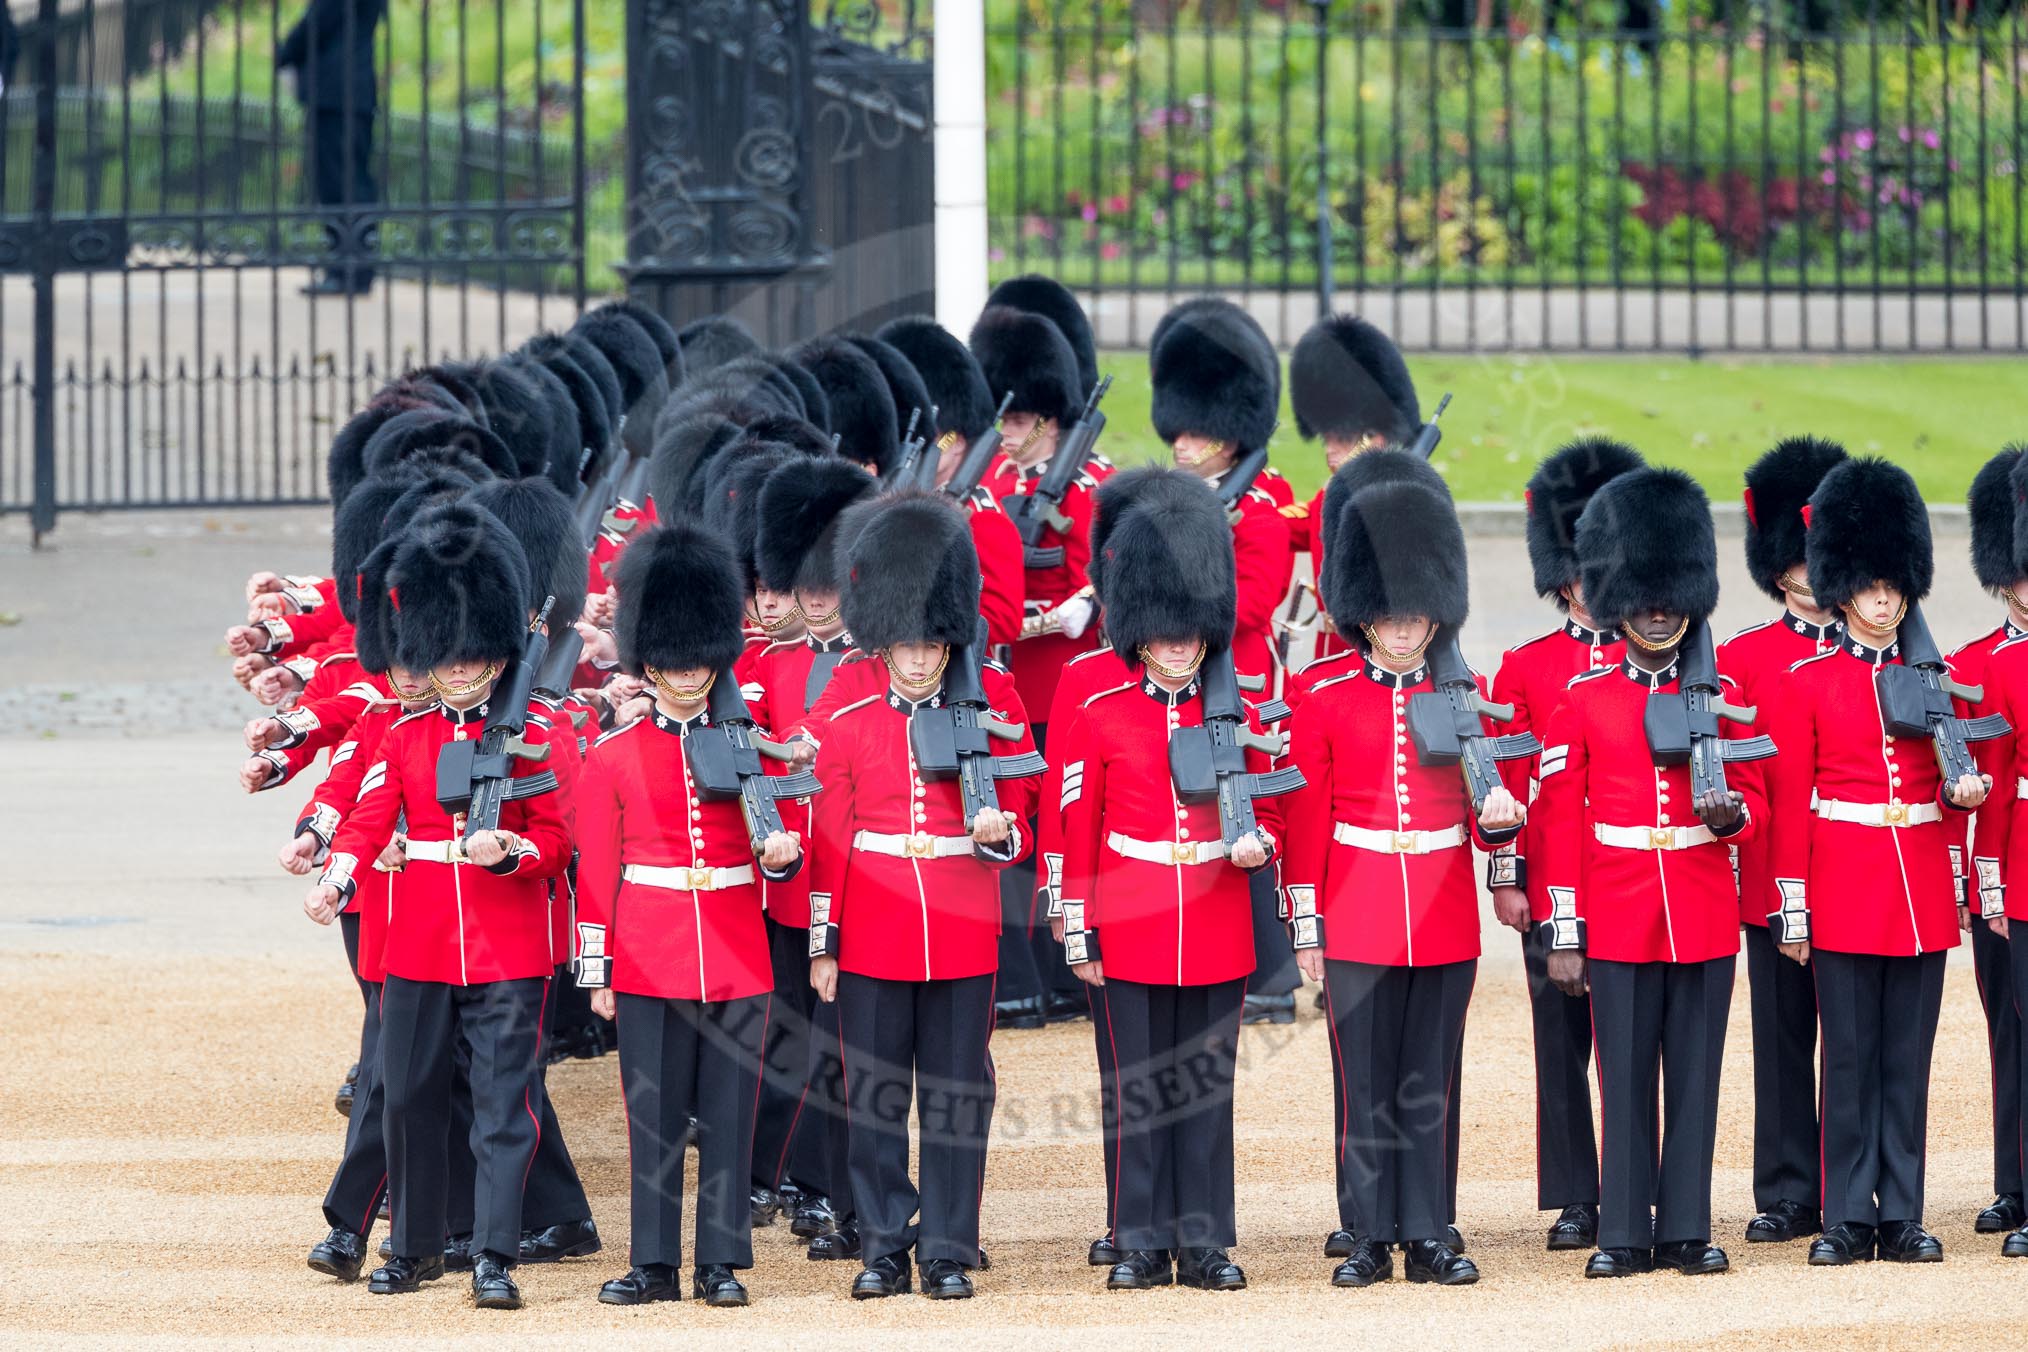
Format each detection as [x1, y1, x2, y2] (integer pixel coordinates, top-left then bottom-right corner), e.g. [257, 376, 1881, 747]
[1056, 594, 1096, 641]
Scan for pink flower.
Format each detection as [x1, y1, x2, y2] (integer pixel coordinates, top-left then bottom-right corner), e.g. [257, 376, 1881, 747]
[1100, 241, 1122, 261]
[1820, 145, 1835, 163]
[1854, 128, 1875, 150]
[1081, 203, 1098, 223]
[1173, 171, 1198, 191]
[1104, 194, 1128, 215]
[1899, 125, 1913, 142]
[1922, 129, 1940, 150]
[1821, 168, 1837, 186]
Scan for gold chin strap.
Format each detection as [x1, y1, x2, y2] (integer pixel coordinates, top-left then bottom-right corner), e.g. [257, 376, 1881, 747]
[1138, 642, 1207, 680]
[1780, 567, 1815, 598]
[430, 662, 500, 699]
[1621, 618, 1690, 653]
[935, 430, 960, 453]
[883, 646, 951, 694]
[796, 600, 840, 627]
[1010, 417, 1052, 463]
[1359, 622, 1436, 667]
[1842, 598, 1908, 640]
[758, 610, 796, 633]
[1176, 438, 1228, 469]
[649, 667, 717, 704]
[2005, 588, 2028, 625]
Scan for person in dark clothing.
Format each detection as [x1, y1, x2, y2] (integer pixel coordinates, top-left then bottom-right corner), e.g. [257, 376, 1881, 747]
[276, 0, 384, 296]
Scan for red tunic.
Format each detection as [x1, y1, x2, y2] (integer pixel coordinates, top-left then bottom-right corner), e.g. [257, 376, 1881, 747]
[1536, 659, 1761, 965]
[1766, 638, 1967, 956]
[1948, 620, 2022, 916]
[1055, 669, 1282, 987]
[992, 454, 1099, 723]
[1282, 657, 1512, 967]
[1716, 613, 1844, 927]
[574, 711, 776, 1002]
[1490, 620, 1624, 922]
[1974, 634, 2028, 921]
[260, 599, 351, 662]
[1226, 483, 1294, 689]
[808, 673, 1039, 982]
[1034, 648, 1141, 917]
[321, 698, 572, 985]
[961, 486, 1026, 649]
[738, 633, 853, 928]
[299, 701, 405, 944]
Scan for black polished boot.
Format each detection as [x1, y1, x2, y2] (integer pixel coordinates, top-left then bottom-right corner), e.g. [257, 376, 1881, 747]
[368, 1254, 446, 1294]
[1547, 1203, 1599, 1251]
[307, 1227, 368, 1281]
[1807, 1223, 1877, 1265]
[1330, 1238, 1392, 1287]
[806, 1218, 861, 1261]
[1976, 1193, 2026, 1234]
[1583, 1247, 1653, 1278]
[851, 1252, 911, 1299]
[1746, 1198, 1821, 1243]
[1106, 1249, 1174, 1290]
[1043, 991, 1088, 1023]
[599, 1264, 681, 1305]
[791, 1193, 840, 1239]
[1654, 1240, 1729, 1274]
[994, 995, 1046, 1030]
[1403, 1239, 1478, 1285]
[1876, 1220, 1943, 1263]
[751, 1185, 782, 1227]
[1176, 1247, 1246, 1291]
[2003, 1224, 2028, 1258]
[1444, 1225, 1467, 1254]
[694, 1264, 750, 1306]
[1241, 993, 1296, 1025]
[519, 1219, 600, 1263]
[1323, 1228, 1356, 1259]
[470, 1252, 522, 1309]
[443, 1233, 475, 1272]
[1088, 1233, 1121, 1266]
[919, 1257, 975, 1299]
[335, 1063, 357, 1117]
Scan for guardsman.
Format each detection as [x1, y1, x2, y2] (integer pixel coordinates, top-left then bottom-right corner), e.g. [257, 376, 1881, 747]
[1537, 467, 1758, 1279]
[1488, 437, 1645, 1253]
[304, 500, 572, 1310]
[1947, 443, 2028, 1240]
[1282, 471, 1521, 1288]
[983, 273, 1115, 482]
[1285, 314, 1425, 666]
[578, 522, 801, 1308]
[1716, 436, 1848, 1246]
[1054, 471, 1278, 1294]
[1767, 456, 1987, 1265]
[807, 493, 1039, 1301]
[1987, 449, 2028, 1258]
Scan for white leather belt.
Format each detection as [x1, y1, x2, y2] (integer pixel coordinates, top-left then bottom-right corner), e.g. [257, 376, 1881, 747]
[1594, 823, 1718, 851]
[1107, 832, 1229, 866]
[1333, 822, 1466, 855]
[1815, 798, 1942, 828]
[852, 830, 975, 860]
[622, 862, 756, 891]
[402, 837, 467, 863]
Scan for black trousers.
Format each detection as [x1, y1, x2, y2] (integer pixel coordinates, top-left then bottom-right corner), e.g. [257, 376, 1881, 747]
[1814, 948, 1946, 1229]
[615, 991, 767, 1269]
[446, 976, 591, 1237]
[1323, 959, 1475, 1245]
[324, 980, 388, 1235]
[1973, 916, 2024, 1198]
[1248, 870, 1299, 996]
[1590, 956, 1733, 1251]
[381, 974, 545, 1261]
[307, 107, 378, 283]
[550, 961, 596, 1039]
[752, 916, 825, 1192]
[1523, 922, 1599, 1209]
[1743, 922, 1821, 1211]
[1090, 980, 1119, 1238]
[338, 910, 371, 1008]
[836, 971, 997, 1265]
[1095, 977, 1246, 1252]
[2009, 927, 2028, 1196]
[805, 992, 855, 1216]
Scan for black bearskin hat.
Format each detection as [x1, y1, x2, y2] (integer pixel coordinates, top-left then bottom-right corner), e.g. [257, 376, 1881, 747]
[520, 338, 611, 468]
[573, 305, 671, 456]
[1325, 480, 1468, 631]
[350, 536, 402, 676]
[612, 523, 748, 678]
[454, 360, 552, 479]
[1288, 314, 1422, 447]
[1969, 445, 2026, 591]
[327, 396, 448, 508]
[1318, 447, 1452, 565]
[720, 445, 801, 595]
[837, 492, 981, 652]
[1149, 297, 1279, 454]
[766, 352, 830, 432]
[332, 467, 427, 624]
[388, 499, 533, 672]
[1743, 435, 1849, 602]
[501, 354, 586, 494]
[695, 354, 806, 421]
[1574, 467, 1720, 629]
[741, 412, 834, 460]
[599, 298, 683, 384]
[1806, 456, 1933, 610]
[649, 411, 746, 521]
[968, 305, 1082, 429]
[1097, 474, 1237, 657]
[361, 409, 516, 481]
[468, 477, 587, 627]
[788, 336, 899, 477]
[986, 274, 1098, 398]
[404, 364, 490, 427]
[525, 332, 623, 449]
[1088, 465, 1211, 607]
[678, 315, 762, 376]
[846, 333, 937, 446]
[1525, 437, 1646, 606]
[757, 456, 880, 595]
[878, 316, 996, 446]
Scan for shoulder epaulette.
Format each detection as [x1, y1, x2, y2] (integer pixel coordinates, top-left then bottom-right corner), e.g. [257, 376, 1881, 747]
[760, 638, 802, 657]
[828, 693, 882, 723]
[317, 650, 358, 670]
[1502, 628, 1567, 659]
[1786, 648, 1841, 675]
[1279, 501, 1311, 520]
[593, 716, 645, 748]
[1245, 485, 1276, 507]
[1066, 648, 1115, 669]
[392, 706, 436, 728]
[1724, 617, 1780, 643]
[967, 485, 1001, 513]
[983, 656, 1011, 676]
[1293, 649, 1358, 680]
[1563, 666, 1616, 691]
[1949, 624, 2010, 659]
[1310, 670, 1361, 694]
[1082, 681, 1137, 709]
[1994, 632, 2028, 655]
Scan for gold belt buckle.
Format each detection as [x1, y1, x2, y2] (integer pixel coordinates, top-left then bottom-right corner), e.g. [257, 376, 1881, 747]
[906, 832, 937, 859]
[687, 867, 715, 890]
[1171, 840, 1198, 865]
[1884, 801, 1907, 826]
[1392, 831, 1417, 854]
[1649, 827, 1675, 850]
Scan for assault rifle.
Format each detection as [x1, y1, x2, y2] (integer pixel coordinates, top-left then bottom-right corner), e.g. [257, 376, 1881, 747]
[687, 672, 822, 856]
[910, 638, 1046, 828]
[436, 597, 559, 847]
[1408, 625, 1540, 812]
[1003, 375, 1112, 569]
[1405, 392, 1452, 459]
[1642, 616, 1776, 802]
[1167, 647, 1306, 852]
[1876, 600, 2009, 785]
[884, 407, 926, 490]
[941, 391, 1016, 501]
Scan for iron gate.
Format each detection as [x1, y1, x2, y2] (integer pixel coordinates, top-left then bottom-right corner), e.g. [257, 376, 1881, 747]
[0, 0, 591, 538]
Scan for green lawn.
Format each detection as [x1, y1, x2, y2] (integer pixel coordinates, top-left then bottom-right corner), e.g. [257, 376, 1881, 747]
[1092, 352, 2025, 504]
